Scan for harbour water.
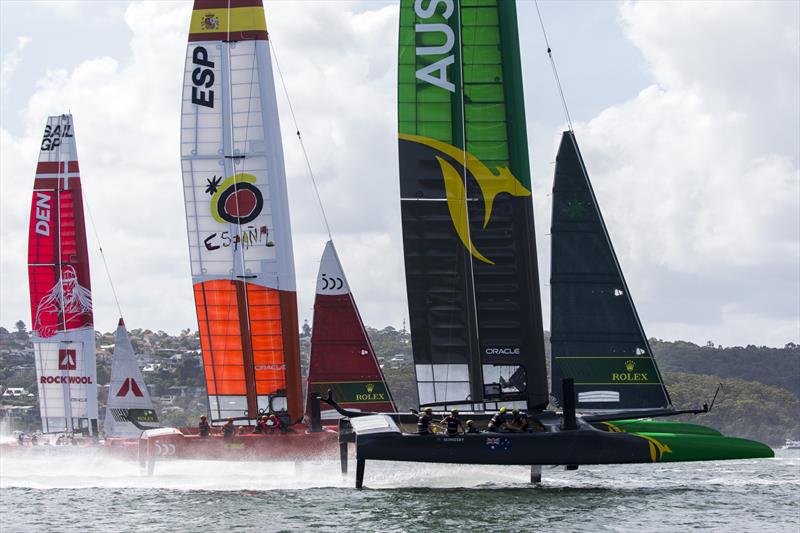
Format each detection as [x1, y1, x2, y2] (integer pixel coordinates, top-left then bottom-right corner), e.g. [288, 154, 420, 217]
[1, 449, 798, 532]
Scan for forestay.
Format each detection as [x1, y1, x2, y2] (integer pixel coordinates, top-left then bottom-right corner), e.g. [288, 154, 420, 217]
[180, 0, 302, 422]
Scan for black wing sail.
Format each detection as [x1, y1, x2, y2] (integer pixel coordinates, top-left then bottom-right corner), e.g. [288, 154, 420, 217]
[397, 0, 549, 412]
[550, 131, 672, 411]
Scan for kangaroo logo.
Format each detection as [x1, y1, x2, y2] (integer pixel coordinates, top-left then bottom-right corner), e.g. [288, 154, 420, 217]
[399, 134, 531, 264]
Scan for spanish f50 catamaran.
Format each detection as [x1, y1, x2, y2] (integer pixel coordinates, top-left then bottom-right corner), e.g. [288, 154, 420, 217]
[332, 0, 772, 488]
[138, 0, 394, 466]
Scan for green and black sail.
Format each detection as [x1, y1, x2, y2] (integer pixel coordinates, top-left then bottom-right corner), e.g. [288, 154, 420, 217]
[398, 0, 548, 411]
[550, 131, 671, 410]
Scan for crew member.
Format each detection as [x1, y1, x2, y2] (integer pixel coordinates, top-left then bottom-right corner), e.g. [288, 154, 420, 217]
[417, 407, 433, 435]
[222, 417, 235, 438]
[253, 415, 267, 434]
[198, 415, 210, 437]
[441, 409, 465, 436]
[487, 407, 509, 432]
[266, 414, 284, 434]
[465, 420, 479, 433]
[508, 409, 529, 432]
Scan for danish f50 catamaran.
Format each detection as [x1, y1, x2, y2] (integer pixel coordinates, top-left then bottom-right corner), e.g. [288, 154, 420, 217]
[27, 114, 99, 437]
[330, 0, 773, 488]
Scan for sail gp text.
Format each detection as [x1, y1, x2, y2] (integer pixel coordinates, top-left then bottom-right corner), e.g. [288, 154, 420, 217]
[203, 226, 273, 252]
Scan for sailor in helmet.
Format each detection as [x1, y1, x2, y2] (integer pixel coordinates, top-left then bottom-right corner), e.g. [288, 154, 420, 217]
[465, 419, 479, 433]
[222, 417, 235, 438]
[441, 408, 465, 436]
[487, 407, 510, 433]
[417, 407, 434, 435]
[198, 415, 210, 437]
[508, 408, 529, 433]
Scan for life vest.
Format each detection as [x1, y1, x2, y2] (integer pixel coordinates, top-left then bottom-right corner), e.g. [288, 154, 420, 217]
[198, 420, 210, 436]
[417, 414, 432, 434]
[222, 423, 234, 437]
[444, 415, 460, 435]
[467, 425, 479, 434]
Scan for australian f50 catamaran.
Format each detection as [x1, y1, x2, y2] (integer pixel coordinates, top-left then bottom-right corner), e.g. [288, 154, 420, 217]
[334, 0, 772, 488]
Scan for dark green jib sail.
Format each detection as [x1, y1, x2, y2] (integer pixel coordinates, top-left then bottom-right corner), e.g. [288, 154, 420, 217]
[550, 131, 671, 410]
[398, 0, 547, 410]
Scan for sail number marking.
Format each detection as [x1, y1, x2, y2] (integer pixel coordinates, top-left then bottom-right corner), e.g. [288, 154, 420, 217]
[414, 0, 455, 92]
[34, 192, 52, 237]
[191, 46, 215, 108]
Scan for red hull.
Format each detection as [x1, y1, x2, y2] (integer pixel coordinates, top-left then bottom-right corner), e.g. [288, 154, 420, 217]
[139, 427, 340, 462]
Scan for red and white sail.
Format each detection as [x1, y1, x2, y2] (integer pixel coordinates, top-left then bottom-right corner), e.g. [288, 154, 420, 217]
[180, 0, 303, 422]
[104, 319, 158, 437]
[307, 241, 397, 420]
[27, 114, 98, 435]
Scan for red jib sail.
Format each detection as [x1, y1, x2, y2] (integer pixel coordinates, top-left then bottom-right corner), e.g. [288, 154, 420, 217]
[306, 241, 397, 420]
[28, 113, 98, 435]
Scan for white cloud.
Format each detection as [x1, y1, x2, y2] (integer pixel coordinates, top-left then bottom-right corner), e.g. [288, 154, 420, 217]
[552, 1, 800, 346]
[1, 36, 31, 91]
[1, 0, 797, 349]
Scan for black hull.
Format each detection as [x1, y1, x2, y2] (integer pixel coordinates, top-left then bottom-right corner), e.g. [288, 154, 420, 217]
[356, 429, 655, 466]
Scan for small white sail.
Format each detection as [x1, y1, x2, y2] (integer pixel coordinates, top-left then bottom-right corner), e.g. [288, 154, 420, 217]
[103, 319, 157, 437]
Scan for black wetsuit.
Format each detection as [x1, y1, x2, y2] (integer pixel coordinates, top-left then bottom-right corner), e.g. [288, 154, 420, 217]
[417, 413, 433, 434]
[443, 415, 462, 436]
[198, 420, 210, 437]
[466, 425, 479, 434]
[487, 412, 508, 432]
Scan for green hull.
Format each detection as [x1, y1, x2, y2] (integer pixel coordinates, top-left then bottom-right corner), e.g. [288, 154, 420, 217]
[594, 419, 773, 461]
[634, 432, 774, 462]
[596, 419, 723, 436]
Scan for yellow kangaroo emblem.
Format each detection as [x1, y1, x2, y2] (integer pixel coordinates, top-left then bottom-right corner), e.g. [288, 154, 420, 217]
[400, 133, 531, 265]
[637, 434, 673, 462]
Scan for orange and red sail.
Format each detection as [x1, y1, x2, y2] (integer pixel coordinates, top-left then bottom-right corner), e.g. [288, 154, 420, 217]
[180, 0, 302, 422]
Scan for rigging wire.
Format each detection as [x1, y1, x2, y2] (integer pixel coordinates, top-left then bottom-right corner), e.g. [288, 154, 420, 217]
[82, 176, 124, 321]
[268, 38, 333, 241]
[534, 0, 574, 133]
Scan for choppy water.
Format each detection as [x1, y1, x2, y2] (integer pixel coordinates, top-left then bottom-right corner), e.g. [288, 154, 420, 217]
[1, 448, 798, 532]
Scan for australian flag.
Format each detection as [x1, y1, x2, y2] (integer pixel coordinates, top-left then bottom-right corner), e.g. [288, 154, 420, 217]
[485, 436, 512, 451]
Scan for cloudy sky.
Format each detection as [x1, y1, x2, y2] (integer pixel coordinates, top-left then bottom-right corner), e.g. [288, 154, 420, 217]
[1, 1, 798, 347]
